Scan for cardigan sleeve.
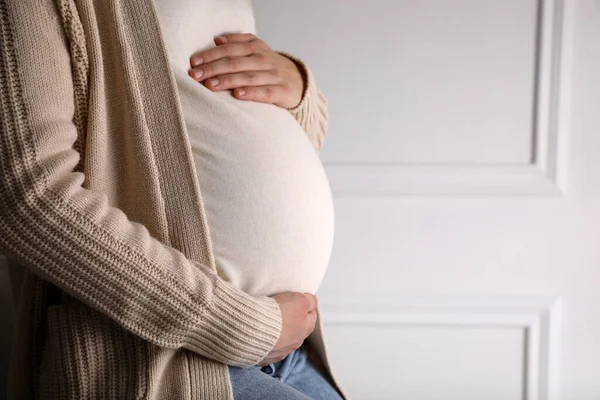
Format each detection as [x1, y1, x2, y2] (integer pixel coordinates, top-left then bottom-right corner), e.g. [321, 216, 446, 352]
[0, 0, 281, 368]
[278, 51, 330, 154]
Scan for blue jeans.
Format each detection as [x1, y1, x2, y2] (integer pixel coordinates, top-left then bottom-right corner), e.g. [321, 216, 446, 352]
[228, 341, 344, 399]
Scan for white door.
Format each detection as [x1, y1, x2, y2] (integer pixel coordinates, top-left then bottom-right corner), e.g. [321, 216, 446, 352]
[254, 1, 599, 399]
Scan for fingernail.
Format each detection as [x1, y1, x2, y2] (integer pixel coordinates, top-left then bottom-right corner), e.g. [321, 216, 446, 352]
[209, 78, 219, 86]
[192, 56, 203, 66]
[237, 89, 246, 96]
[193, 69, 204, 80]
[215, 36, 227, 43]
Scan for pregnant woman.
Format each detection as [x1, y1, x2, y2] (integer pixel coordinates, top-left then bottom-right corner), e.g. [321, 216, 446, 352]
[153, 0, 340, 398]
[0, 0, 348, 399]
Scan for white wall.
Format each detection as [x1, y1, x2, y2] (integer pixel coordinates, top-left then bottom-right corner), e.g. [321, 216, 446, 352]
[252, 1, 600, 399]
[2, 1, 599, 399]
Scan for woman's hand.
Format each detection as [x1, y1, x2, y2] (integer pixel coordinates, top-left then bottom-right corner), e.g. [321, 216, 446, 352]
[255, 292, 319, 367]
[188, 33, 306, 109]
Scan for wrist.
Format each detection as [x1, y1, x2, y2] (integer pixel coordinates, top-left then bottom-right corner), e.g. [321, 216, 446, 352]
[277, 51, 309, 110]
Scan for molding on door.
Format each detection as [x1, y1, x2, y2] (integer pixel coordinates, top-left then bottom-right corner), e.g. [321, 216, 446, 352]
[325, 0, 572, 196]
[319, 294, 562, 400]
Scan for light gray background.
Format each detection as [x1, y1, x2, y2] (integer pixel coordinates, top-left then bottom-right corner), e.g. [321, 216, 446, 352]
[3, 1, 600, 399]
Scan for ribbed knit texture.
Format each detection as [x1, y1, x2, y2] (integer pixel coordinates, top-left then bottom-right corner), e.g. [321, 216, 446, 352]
[0, 0, 348, 399]
[280, 50, 330, 153]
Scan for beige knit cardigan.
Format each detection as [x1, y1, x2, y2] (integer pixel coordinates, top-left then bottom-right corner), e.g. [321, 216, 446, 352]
[0, 0, 349, 398]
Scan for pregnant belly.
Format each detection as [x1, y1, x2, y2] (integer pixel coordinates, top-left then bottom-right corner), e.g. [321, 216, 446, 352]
[183, 87, 335, 298]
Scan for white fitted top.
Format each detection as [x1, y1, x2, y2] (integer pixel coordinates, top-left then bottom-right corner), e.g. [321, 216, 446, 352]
[153, 0, 335, 297]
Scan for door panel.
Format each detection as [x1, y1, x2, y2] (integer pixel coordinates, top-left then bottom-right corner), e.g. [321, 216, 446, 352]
[254, 1, 600, 399]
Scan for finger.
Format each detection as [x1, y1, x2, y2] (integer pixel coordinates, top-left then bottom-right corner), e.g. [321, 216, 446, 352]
[308, 309, 317, 329]
[302, 310, 318, 337]
[303, 293, 319, 312]
[257, 355, 284, 367]
[233, 85, 284, 105]
[256, 348, 289, 366]
[258, 344, 299, 366]
[203, 70, 280, 91]
[257, 352, 284, 366]
[189, 54, 267, 82]
[190, 42, 254, 68]
[214, 33, 257, 44]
